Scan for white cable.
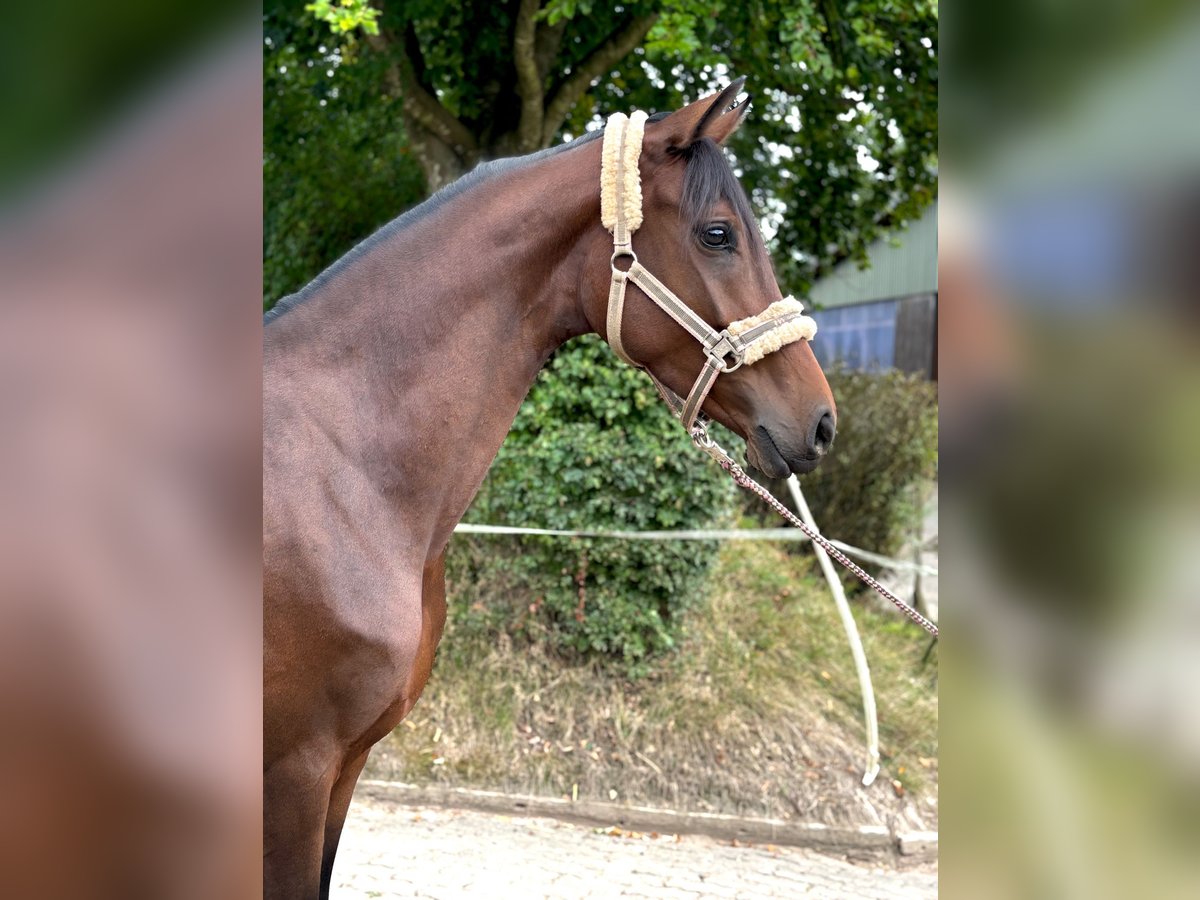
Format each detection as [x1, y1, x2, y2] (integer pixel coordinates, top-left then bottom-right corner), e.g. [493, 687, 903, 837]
[786, 475, 880, 787]
[452, 523, 937, 576]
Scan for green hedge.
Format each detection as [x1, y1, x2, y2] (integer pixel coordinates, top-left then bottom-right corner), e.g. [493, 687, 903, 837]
[447, 336, 737, 674]
[782, 367, 938, 563]
[447, 355, 936, 671]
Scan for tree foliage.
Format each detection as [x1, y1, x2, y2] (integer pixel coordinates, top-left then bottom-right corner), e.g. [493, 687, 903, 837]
[264, 2, 427, 303]
[264, 0, 937, 300]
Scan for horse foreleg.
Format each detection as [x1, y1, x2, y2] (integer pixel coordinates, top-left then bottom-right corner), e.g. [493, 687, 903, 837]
[263, 747, 339, 900]
[316, 552, 447, 896]
[318, 748, 370, 899]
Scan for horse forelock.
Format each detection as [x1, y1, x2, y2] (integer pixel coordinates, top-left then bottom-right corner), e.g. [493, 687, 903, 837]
[670, 136, 762, 252]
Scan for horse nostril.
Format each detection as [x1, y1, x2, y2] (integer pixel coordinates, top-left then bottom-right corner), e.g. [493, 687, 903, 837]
[813, 411, 836, 455]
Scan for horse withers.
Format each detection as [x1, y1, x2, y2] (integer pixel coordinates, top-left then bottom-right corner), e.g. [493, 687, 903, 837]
[263, 80, 835, 898]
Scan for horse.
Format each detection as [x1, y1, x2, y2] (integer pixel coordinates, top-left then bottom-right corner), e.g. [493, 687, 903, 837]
[263, 79, 836, 898]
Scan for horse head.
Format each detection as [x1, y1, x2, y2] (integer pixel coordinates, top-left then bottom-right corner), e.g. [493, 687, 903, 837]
[583, 80, 836, 477]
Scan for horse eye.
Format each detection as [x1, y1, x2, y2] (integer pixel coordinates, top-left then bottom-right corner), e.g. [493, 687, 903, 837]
[699, 223, 732, 249]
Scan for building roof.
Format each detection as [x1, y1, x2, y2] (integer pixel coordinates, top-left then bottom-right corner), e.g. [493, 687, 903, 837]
[805, 201, 937, 309]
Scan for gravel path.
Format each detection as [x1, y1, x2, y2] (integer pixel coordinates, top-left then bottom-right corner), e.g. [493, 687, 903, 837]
[333, 795, 936, 899]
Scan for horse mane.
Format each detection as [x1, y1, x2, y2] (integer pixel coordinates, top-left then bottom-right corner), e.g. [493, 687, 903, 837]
[265, 109, 759, 324]
[264, 129, 607, 325]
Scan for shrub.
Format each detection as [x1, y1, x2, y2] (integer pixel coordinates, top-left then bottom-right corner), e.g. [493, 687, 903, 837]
[447, 336, 737, 674]
[786, 367, 938, 563]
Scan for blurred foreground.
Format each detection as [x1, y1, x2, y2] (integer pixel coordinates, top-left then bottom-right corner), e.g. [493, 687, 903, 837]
[0, 10, 261, 899]
[942, 4, 1200, 898]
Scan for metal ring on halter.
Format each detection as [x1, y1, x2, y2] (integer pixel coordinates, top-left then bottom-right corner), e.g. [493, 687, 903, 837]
[689, 423, 715, 448]
[610, 247, 638, 273]
[715, 352, 744, 373]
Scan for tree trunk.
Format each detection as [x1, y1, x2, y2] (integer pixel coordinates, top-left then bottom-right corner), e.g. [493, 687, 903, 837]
[365, 9, 660, 193]
[365, 27, 478, 193]
[405, 120, 468, 192]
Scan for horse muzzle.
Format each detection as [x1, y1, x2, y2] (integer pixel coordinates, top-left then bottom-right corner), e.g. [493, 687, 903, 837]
[747, 410, 835, 478]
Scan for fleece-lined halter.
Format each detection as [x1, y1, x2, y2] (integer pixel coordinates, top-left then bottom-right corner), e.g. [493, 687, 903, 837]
[600, 110, 817, 431]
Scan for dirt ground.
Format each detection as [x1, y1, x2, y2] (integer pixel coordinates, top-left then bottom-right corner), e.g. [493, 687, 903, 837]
[333, 793, 937, 899]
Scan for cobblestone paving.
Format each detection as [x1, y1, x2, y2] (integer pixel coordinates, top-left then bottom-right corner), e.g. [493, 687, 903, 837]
[333, 796, 937, 899]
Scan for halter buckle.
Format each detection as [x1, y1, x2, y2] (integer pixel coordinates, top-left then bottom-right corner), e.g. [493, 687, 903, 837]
[705, 332, 745, 372]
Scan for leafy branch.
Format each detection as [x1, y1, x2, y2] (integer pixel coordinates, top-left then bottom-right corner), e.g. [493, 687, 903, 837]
[305, 0, 380, 35]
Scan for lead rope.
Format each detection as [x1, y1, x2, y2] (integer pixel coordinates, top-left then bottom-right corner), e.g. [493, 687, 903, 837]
[689, 422, 940, 638]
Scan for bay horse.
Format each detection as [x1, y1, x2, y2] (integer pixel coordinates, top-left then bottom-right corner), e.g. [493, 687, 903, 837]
[263, 80, 836, 898]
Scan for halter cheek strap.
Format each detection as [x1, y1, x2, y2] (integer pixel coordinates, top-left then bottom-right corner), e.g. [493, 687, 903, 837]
[600, 111, 817, 431]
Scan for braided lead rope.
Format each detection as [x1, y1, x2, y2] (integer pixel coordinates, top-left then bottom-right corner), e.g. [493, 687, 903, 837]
[689, 424, 939, 638]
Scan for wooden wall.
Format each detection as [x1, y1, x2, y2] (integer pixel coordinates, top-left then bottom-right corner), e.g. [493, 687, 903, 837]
[893, 292, 937, 379]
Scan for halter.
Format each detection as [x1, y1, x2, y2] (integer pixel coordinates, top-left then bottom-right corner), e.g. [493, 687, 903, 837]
[600, 111, 818, 431]
[596, 111, 939, 640]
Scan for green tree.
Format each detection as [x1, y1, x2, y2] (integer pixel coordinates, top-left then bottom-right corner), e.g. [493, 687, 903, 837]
[265, 0, 937, 299]
[264, 1, 428, 303]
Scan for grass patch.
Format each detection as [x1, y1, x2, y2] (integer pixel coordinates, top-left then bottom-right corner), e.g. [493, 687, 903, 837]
[367, 537, 938, 830]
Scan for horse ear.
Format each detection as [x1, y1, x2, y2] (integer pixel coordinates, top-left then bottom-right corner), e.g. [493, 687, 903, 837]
[651, 78, 750, 150]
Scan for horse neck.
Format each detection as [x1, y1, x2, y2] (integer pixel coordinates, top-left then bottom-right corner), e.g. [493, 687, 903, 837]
[267, 142, 606, 554]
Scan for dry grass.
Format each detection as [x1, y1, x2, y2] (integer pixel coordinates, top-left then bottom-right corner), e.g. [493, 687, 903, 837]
[367, 539, 938, 831]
